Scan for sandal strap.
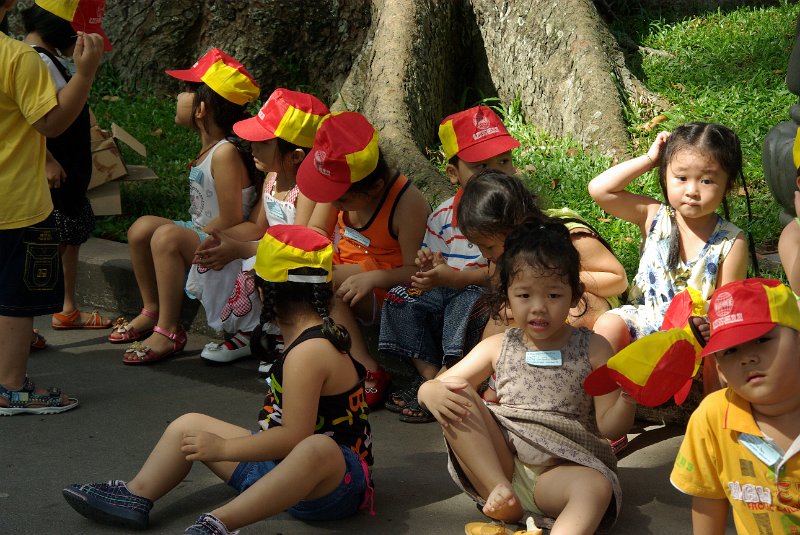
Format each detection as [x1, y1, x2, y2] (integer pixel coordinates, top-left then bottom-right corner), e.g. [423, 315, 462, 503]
[0, 377, 65, 408]
[140, 308, 158, 320]
[153, 325, 181, 342]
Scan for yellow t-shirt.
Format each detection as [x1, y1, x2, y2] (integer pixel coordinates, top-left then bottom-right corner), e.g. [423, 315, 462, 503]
[671, 389, 800, 533]
[0, 33, 57, 229]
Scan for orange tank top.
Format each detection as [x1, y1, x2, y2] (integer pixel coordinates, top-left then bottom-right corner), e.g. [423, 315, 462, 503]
[333, 173, 410, 272]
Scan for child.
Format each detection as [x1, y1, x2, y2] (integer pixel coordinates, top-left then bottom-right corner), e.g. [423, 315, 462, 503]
[22, 2, 113, 332]
[108, 48, 260, 365]
[417, 221, 636, 534]
[778, 179, 800, 295]
[187, 88, 330, 364]
[670, 278, 800, 534]
[380, 105, 519, 423]
[62, 225, 374, 534]
[588, 123, 749, 352]
[297, 111, 431, 408]
[0, 0, 103, 415]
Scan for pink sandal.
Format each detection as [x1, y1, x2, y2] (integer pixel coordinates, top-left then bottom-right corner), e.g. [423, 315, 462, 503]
[122, 326, 187, 365]
[108, 308, 158, 344]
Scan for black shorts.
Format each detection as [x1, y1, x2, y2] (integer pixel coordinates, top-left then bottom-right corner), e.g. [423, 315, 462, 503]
[0, 214, 64, 317]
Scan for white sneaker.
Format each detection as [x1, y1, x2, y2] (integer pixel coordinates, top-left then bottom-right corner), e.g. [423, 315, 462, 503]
[201, 331, 251, 363]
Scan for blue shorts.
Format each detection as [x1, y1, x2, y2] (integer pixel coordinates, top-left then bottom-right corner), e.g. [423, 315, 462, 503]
[378, 285, 488, 368]
[172, 220, 208, 242]
[228, 444, 372, 521]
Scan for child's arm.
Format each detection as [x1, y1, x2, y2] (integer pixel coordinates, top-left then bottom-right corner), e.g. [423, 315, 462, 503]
[589, 334, 637, 439]
[203, 144, 249, 232]
[410, 249, 488, 290]
[690, 497, 729, 535]
[32, 33, 104, 137]
[715, 234, 748, 288]
[418, 334, 501, 425]
[45, 149, 66, 189]
[779, 196, 800, 294]
[306, 202, 338, 238]
[570, 233, 628, 298]
[336, 187, 431, 305]
[587, 133, 668, 234]
[293, 191, 318, 227]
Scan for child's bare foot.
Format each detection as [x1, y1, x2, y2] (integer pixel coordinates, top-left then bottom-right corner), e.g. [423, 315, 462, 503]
[483, 482, 523, 522]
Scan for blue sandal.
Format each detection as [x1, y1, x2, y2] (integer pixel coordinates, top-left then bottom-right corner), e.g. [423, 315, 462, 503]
[0, 377, 78, 416]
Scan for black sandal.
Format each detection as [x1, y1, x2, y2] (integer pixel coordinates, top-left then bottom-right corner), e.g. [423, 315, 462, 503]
[398, 399, 435, 424]
[384, 375, 424, 414]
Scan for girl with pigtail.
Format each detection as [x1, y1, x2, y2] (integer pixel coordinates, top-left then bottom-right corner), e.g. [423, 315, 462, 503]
[63, 225, 374, 535]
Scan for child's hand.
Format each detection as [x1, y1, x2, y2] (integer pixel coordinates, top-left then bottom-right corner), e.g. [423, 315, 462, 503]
[181, 430, 227, 462]
[336, 271, 377, 306]
[45, 157, 66, 189]
[72, 32, 104, 78]
[410, 262, 456, 290]
[194, 230, 237, 269]
[415, 247, 435, 271]
[646, 131, 671, 167]
[418, 378, 472, 428]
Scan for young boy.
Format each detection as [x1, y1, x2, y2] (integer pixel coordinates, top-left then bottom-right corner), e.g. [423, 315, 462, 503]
[0, 0, 104, 415]
[670, 278, 800, 534]
[379, 105, 519, 422]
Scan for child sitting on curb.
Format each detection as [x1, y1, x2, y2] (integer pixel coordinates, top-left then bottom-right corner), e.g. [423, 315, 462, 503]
[671, 278, 800, 534]
[297, 111, 431, 408]
[380, 105, 519, 423]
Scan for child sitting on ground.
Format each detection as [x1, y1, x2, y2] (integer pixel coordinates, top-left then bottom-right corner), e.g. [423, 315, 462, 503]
[108, 48, 260, 365]
[418, 220, 636, 534]
[187, 88, 330, 365]
[380, 105, 518, 423]
[63, 225, 373, 534]
[297, 111, 431, 408]
[670, 278, 800, 534]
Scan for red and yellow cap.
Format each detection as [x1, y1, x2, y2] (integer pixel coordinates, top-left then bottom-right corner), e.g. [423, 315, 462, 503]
[36, 0, 112, 51]
[233, 88, 330, 147]
[296, 112, 380, 203]
[254, 225, 332, 284]
[165, 48, 260, 105]
[438, 105, 519, 162]
[702, 278, 800, 356]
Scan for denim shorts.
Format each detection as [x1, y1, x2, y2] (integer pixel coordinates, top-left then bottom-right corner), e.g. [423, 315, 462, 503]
[0, 213, 64, 316]
[378, 285, 488, 368]
[228, 444, 372, 521]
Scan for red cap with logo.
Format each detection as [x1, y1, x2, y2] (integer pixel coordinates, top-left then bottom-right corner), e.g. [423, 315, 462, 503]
[702, 278, 800, 356]
[165, 48, 260, 105]
[233, 88, 330, 147]
[438, 105, 520, 162]
[296, 112, 380, 203]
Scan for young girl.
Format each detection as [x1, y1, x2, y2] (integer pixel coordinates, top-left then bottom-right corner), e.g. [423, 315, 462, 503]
[418, 221, 635, 534]
[108, 48, 260, 364]
[63, 225, 374, 534]
[297, 111, 431, 408]
[186, 88, 330, 364]
[22, 3, 113, 335]
[588, 123, 749, 394]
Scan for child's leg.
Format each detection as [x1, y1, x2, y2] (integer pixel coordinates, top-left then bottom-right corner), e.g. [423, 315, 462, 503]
[569, 292, 611, 330]
[208, 434, 347, 531]
[590, 312, 630, 353]
[436, 378, 522, 522]
[330, 296, 380, 371]
[127, 413, 250, 501]
[135, 225, 200, 354]
[123, 216, 175, 333]
[533, 464, 612, 535]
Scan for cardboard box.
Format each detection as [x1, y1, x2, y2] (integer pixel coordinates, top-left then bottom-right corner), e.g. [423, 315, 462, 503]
[86, 111, 158, 215]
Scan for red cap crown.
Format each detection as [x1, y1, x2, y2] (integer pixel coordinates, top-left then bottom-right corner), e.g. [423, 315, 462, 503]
[438, 105, 520, 162]
[233, 88, 330, 147]
[165, 48, 260, 105]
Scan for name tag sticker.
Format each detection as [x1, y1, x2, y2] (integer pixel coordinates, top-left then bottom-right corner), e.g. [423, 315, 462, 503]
[739, 433, 782, 467]
[266, 200, 287, 222]
[525, 350, 562, 367]
[344, 226, 370, 247]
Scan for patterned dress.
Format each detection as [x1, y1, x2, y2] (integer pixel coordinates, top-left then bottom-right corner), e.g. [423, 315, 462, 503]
[447, 327, 620, 532]
[609, 204, 741, 341]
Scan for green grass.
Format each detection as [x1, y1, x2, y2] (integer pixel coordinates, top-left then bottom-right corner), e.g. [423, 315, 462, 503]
[92, 1, 798, 287]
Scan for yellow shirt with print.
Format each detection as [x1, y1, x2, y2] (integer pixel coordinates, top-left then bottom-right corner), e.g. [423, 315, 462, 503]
[0, 32, 57, 229]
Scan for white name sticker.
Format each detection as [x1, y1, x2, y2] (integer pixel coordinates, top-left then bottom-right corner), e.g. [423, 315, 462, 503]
[739, 433, 782, 467]
[266, 200, 287, 223]
[525, 350, 562, 367]
[344, 226, 370, 247]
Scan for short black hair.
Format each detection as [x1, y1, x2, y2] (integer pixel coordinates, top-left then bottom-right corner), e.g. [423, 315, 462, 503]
[21, 4, 77, 53]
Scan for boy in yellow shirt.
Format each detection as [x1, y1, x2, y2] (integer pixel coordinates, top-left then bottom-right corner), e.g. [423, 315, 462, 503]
[670, 278, 800, 533]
